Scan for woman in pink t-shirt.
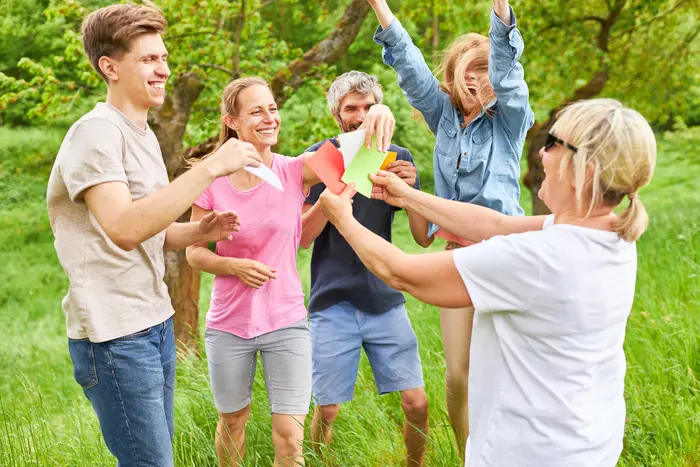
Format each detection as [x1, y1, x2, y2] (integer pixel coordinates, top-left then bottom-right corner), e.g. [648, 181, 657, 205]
[186, 77, 394, 466]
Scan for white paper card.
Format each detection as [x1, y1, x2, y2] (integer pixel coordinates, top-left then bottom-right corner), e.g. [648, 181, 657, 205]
[337, 128, 367, 168]
[244, 164, 284, 191]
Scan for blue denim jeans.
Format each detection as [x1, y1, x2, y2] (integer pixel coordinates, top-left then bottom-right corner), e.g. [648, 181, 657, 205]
[68, 317, 176, 467]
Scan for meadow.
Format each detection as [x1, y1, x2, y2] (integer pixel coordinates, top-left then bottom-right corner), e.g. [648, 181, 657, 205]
[0, 125, 698, 466]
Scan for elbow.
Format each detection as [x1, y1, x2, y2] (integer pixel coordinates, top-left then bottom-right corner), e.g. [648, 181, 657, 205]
[185, 246, 200, 268]
[109, 230, 139, 252]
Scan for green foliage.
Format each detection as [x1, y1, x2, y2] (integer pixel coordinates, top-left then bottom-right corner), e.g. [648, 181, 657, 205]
[1, 126, 699, 465]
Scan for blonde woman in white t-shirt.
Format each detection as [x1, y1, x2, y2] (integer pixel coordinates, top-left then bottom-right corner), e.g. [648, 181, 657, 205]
[316, 98, 656, 467]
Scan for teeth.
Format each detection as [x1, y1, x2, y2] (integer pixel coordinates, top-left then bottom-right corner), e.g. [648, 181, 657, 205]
[151, 83, 164, 90]
[258, 129, 275, 135]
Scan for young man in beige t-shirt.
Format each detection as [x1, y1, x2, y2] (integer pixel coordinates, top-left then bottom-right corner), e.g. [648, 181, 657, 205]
[46, 5, 261, 466]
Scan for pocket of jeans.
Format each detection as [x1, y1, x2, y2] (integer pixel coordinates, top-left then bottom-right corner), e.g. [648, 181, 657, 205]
[68, 339, 98, 390]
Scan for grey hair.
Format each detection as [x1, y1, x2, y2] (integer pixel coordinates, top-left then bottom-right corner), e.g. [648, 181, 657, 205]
[327, 71, 384, 117]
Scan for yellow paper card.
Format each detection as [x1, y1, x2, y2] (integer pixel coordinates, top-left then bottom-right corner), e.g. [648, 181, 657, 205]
[379, 152, 398, 171]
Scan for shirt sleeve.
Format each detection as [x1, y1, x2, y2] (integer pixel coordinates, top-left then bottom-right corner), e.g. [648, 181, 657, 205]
[59, 119, 128, 202]
[373, 18, 450, 135]
[194, 186, 213, 210]
[488, 6, 535, 140]
[452, 233, 541, 314]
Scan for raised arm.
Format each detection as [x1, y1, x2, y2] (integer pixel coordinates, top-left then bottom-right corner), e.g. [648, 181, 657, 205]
[369, 0, 449, 134]
[318, 186, 471, 308]
[371, 171, 546, 241]
[488, 1, 535, 139]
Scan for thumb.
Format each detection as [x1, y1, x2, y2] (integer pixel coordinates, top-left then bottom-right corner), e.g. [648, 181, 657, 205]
[340, 183, 356, 200]
[200, 210, 217, 224]
[369, 172, 390, 185]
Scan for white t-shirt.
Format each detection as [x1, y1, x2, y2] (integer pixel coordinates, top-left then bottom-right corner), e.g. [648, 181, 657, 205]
[454, 215, 636, 467]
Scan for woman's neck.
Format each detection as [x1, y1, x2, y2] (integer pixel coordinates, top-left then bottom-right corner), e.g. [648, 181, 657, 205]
[553, 205, 617, 231]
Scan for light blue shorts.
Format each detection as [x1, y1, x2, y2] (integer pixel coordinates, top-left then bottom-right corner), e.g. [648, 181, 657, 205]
[310, 301, 424, 406]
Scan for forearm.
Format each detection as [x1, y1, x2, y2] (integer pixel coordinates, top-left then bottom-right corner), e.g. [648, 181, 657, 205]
[406, 209, 434, 248]
[402, 189, 543, 241]
[300, 203, 329, 249]
[185, 244, 238, 276]
[493, 0, 511, 26]
[369, 0, 394, 29]
[117, 161, 218, 249]
[164, 222, 204, 251]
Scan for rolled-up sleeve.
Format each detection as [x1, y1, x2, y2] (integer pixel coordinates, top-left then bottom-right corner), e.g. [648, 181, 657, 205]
[374, 18, 449, 134]
[488, 7, 535, 140]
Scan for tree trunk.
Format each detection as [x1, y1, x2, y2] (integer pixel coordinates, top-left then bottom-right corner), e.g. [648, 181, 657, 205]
[150, 72, 205, 351]
[152, 1, 372, 350]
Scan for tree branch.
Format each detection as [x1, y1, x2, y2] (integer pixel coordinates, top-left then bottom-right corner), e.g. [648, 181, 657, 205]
[197, 63, 235, 77]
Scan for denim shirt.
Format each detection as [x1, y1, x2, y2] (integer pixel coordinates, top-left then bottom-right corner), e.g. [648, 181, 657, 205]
[374, 7, 535, 236]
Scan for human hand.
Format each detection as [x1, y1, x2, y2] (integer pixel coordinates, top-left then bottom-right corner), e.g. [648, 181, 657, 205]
[385, 160, 416, 187]
[196, 210, 241, 242]
[207, 138, 262, 177]
[360, 104, 395, 153]
[370, 170, 412, 208]
[230, 259, 277, 289]
[319, 185, 356, 227]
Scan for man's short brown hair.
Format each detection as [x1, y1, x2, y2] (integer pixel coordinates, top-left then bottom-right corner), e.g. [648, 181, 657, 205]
[81, 3, 167, 81]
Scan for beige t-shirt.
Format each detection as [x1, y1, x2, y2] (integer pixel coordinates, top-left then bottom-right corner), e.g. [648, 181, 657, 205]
[47, 103, 174, 343]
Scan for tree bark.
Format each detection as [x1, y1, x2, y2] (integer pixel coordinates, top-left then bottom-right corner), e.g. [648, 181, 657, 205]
[152, 0, 372, 350]
[149, 72, 205, 351]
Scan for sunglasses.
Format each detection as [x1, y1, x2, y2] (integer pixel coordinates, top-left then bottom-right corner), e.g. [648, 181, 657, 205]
[545, 133, 578, 153]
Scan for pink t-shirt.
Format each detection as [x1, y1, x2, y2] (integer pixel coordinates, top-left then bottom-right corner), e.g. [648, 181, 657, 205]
[194, 154, 308, 338]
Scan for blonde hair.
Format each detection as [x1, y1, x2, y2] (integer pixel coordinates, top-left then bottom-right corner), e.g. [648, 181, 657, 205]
[551, 99, 657, 242]
[435, 33, 496, 125]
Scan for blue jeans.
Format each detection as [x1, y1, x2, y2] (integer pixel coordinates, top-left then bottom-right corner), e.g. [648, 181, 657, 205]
[310, 302, 424, 405]
[68, 317, 176, 467]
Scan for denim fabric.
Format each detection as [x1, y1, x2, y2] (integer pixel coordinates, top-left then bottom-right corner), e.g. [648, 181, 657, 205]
[310, 302, 424, 405]
[374, 7, 535, 236]
[68, 317, 176, 467]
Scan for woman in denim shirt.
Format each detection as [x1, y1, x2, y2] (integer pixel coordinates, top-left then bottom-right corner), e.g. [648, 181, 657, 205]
[368, 0, 535, 458]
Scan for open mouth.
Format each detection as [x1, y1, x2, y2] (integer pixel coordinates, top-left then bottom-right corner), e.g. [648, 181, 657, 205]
[149, 82, 165, 92]
[257, 128, 277, 136]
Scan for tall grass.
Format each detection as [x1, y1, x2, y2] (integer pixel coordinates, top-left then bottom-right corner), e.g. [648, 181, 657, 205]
[0, 126, 698, 466]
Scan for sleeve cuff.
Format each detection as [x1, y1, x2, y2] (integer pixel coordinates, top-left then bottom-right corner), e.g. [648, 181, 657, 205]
[489, 6, 517, 37]
[373, 16, 404, 48]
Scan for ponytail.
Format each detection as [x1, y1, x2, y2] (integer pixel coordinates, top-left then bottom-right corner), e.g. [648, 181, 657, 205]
[615, 193, 648, 242]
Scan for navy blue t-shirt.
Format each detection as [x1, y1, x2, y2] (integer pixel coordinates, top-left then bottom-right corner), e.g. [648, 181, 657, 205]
[305, 138, 420, 314]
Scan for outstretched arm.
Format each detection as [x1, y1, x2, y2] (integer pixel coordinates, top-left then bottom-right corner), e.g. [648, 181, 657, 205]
[319, 187, 471, 309]
[371, 171, 546, 241]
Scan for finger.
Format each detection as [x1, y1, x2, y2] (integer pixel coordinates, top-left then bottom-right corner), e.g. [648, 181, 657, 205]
[382, 116, 393, 153]
[200, 210, 216, 224]
[339, 183, 356, 201]
[388, 160, 412, 168]
[374, 117, 385, 152]
[364, 115, 376, 149]
[369, 172, 390, 185]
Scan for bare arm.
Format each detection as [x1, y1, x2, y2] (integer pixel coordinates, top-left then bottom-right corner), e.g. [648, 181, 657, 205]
[319, 188, 471, 308]
[406, 209, 434, 248]
[84, 139, 262, 251]
[367, 0, 394, 30]
[300, 202, 328, 249]
[371, 171, 546, 242]
[493, 0, 511, 25]
[164, 209, 240, 251]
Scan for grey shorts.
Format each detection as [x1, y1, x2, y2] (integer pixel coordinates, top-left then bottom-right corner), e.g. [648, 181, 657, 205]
[204, 319, 312, 415]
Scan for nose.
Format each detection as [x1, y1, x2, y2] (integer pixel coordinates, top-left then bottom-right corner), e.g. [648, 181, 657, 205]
[538, 146, 545, 159]
[157, 60, 171, 78]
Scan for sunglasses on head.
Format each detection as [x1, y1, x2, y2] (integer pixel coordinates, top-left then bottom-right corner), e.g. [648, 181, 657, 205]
[545, 133, 578, 153]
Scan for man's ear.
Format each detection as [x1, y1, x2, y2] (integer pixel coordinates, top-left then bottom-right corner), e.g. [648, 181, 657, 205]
[98, 56, 119, 83]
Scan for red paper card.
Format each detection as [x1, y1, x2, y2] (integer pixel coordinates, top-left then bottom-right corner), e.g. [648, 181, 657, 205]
[306, 141, 346, 195]
[435, 228, 472, 246]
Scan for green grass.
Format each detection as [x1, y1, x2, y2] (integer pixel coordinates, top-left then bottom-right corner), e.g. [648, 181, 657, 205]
[0, 125, 699, 466]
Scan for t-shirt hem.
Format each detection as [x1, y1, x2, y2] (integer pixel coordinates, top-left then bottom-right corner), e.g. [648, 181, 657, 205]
[68, 308, 175, 343]
[308, 296, 406, 314]
[206, 306, 308, 339]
